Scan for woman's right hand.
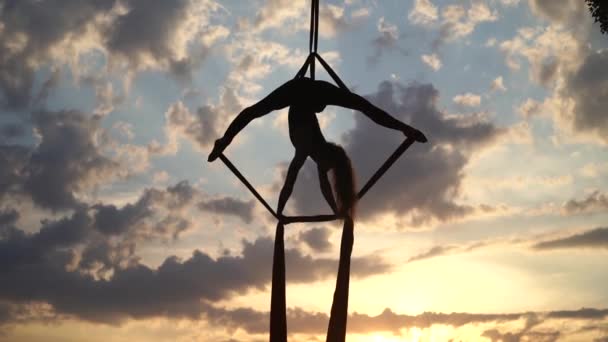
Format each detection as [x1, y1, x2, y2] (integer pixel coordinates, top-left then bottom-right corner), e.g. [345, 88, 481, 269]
[208, 137, 228, 162]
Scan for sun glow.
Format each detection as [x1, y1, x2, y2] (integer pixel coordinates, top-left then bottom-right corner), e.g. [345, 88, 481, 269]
[363, 325, 462, 342]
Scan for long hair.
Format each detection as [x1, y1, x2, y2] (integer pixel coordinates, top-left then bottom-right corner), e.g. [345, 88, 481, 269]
[327, 142, 357, 218]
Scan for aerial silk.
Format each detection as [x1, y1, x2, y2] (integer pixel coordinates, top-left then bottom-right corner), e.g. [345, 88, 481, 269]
[216, 1, 418, 341]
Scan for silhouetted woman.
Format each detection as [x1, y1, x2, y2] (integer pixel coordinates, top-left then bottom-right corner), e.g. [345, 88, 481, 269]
[208, 77, 426, 217]
[208, 77, 426, 342]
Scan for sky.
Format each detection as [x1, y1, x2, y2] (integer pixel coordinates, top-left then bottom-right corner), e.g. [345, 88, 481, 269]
[1, 0, 608, 341]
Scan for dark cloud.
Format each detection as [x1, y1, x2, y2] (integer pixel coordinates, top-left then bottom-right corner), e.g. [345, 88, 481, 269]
[297, 227, 332, 253]
[2, 179, 252, 274]
[533, 227, 608, 250]
[0, 0, 118, 110]
[561, 50, 608, 142]
[78, 238, 137, 276]
[524, 0, 608, 142]
[547, 308, 608, 319]
[106, 0, 213, 83]
[198, 197, 255, 224]
[0, 145, 29, 199]
[0, 209, 93, 273]
[562, 191, 608, 215]
[93, 202, 150, 236]
[107, 0, 188, 63]
[0, 209, 18, 227]
[0, 123, 26, 142]
[23, 110, 117, 210]
[289, 81, 503, 226]
[91, 181, 202, 240]
[0, 0, 223, 111]
[0, 211, 389, 324]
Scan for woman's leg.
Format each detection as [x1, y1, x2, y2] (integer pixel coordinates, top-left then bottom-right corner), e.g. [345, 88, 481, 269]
[223, 79, 297, 144]
[326, 216, 354, 342]
[318, 165, 338, 215]
[277, 152, 307, 216]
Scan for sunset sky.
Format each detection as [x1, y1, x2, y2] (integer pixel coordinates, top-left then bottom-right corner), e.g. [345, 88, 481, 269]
[1, 0, 608, 341]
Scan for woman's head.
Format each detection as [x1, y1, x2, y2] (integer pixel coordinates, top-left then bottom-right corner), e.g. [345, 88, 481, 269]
[326, 142, 357, 218]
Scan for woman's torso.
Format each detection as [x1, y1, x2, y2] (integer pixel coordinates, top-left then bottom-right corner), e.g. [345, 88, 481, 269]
[288, 105, 326, 154]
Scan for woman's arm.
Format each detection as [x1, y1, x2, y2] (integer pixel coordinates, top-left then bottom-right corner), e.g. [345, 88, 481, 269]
[315, 81, 427, 142]
[208, 79, 299, 161]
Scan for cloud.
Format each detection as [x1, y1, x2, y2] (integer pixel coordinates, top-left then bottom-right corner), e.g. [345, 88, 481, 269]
[533, 227, 608, 250]
[105, 0, 224, 83]
[205, 305, 608, 337]
[408, 0, 439, 27]
[249, 0, 364, 38]
[434, 3, 498, 49]
[251, 0, 308, 33]
[518, 98, 543, 118]
[0, 123, 26, 143]
[407, 245, 456, 263]
[297, 227, 332, 253]
[404, 238, 509, 264]
[547, 308, 608, 319]
[198, 196, 255, 224]
[421, 53, 442, 71]
[491, 76, 507, 92]
[579, 162, 608, 178]
[499, 2, 608, 144]
[453, 93, 482, 107]
[562, 191, 608, 215]
[1, 109, 153, 212]
[482, 313, 556, 342]
[155, 88, 242, 154]
[368, 17, 405, 66]
[0, 0, 116, 110]
[0, 145, 29, 199]
[90, 81, 125, 116]
[560, 50, 608, 143]
[528, 0, 588, 29]
[500, 0, 521, 6]
[0, 220, 390, 324]
[0, 0, 225, 111]
[0, 209, 19, 227]
[23, 110, 119, 211]
[286, 81, 504, 227]
[93, 180, 256, 240]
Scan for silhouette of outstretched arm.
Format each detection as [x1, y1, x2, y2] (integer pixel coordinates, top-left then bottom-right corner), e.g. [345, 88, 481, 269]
[208, 80, 298, 162]
[315, 81, 427, 143]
